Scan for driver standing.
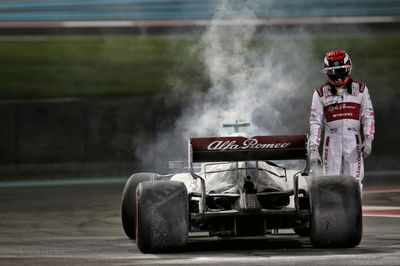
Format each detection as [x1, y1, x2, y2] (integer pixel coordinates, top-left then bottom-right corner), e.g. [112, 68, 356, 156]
[309, 50, 375, 190]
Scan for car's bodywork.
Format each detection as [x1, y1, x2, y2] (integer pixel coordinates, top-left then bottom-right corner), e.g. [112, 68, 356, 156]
[183, 134, 310, 237]
[122, 133, 362, 253]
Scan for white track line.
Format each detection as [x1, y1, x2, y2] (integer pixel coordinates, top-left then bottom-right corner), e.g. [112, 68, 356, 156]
[362, 206, 400, 218]
[363, 206, 400, 210]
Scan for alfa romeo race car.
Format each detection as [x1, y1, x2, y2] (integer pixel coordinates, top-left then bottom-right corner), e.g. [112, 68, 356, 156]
[121, 133, 362, 253]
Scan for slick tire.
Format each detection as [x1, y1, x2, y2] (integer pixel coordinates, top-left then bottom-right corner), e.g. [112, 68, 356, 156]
[309, 175, 362, 248]
[121, 173, 160, 239]
[136, 181, 188, 253]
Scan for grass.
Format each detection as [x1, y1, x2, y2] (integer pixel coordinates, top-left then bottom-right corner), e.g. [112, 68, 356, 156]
[0, 36, 208, 99]
[0, 33, 399, 100]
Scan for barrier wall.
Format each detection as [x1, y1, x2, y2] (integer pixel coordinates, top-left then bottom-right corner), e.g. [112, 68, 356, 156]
[0, 97, 181, 164]
[0, 103, 16, 163]
[0, 96, 399, 177]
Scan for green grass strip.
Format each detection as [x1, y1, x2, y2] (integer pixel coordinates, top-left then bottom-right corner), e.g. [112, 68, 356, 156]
[0, 34, 398, 100]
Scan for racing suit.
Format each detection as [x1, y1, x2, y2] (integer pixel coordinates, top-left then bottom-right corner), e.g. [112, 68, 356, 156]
[309, 81, 375, 187]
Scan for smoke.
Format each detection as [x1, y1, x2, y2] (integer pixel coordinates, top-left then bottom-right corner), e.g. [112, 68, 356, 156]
[135, 1, 321, 172]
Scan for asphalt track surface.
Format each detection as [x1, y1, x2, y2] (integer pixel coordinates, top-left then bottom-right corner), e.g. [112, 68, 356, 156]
[0, 180, 399, 266]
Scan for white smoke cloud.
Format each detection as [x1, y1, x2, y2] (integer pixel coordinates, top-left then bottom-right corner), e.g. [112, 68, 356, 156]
[135, 1, 321, 171]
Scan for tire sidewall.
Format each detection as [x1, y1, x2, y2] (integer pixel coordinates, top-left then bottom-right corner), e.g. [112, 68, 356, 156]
[121, 173, 159, 239]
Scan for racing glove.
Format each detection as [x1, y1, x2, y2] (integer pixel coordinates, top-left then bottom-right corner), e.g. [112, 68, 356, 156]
[309, 145, 321, 163]
[362, 137, 373, 159]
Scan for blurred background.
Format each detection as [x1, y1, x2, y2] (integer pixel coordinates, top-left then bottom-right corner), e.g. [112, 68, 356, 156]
[0, 0, 399, 186]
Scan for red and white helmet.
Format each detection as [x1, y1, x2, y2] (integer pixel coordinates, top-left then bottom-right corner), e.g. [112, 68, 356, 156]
[323, 50, 352, 86]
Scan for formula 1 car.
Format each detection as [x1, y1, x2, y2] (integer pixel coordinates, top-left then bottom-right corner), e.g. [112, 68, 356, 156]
[121, 133, 362, 253]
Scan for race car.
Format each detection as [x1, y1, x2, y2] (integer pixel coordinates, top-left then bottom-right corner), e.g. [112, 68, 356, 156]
[121, 132, 362, 253]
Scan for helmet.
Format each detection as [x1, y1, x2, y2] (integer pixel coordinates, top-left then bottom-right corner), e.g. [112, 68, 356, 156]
[323, 50, 352, 86]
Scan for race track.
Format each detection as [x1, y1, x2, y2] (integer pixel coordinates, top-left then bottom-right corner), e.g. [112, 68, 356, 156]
[0, 180, 399, 265]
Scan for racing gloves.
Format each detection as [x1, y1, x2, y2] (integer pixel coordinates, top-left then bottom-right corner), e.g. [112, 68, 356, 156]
[362, 137, 373, 159]
[309, 145, 321, 163]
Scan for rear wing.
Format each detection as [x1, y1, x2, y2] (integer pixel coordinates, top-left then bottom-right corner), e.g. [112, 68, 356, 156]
[189, 135, 308, 163]
[188, 134, 309, 213]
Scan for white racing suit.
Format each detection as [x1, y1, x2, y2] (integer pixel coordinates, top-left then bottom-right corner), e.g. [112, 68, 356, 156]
[310, 81, 375, 187]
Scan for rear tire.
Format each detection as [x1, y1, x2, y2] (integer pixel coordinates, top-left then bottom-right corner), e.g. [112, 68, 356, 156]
[121, 173, 159, 239]
[136, 181, 188, 253]
[309, 175, 362, 248]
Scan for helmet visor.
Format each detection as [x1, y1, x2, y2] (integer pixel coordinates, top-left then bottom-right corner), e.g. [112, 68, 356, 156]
[324, 65, 352, 83]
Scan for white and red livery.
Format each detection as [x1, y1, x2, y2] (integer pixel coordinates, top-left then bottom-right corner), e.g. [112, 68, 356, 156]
[310, 80, 375, 186]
